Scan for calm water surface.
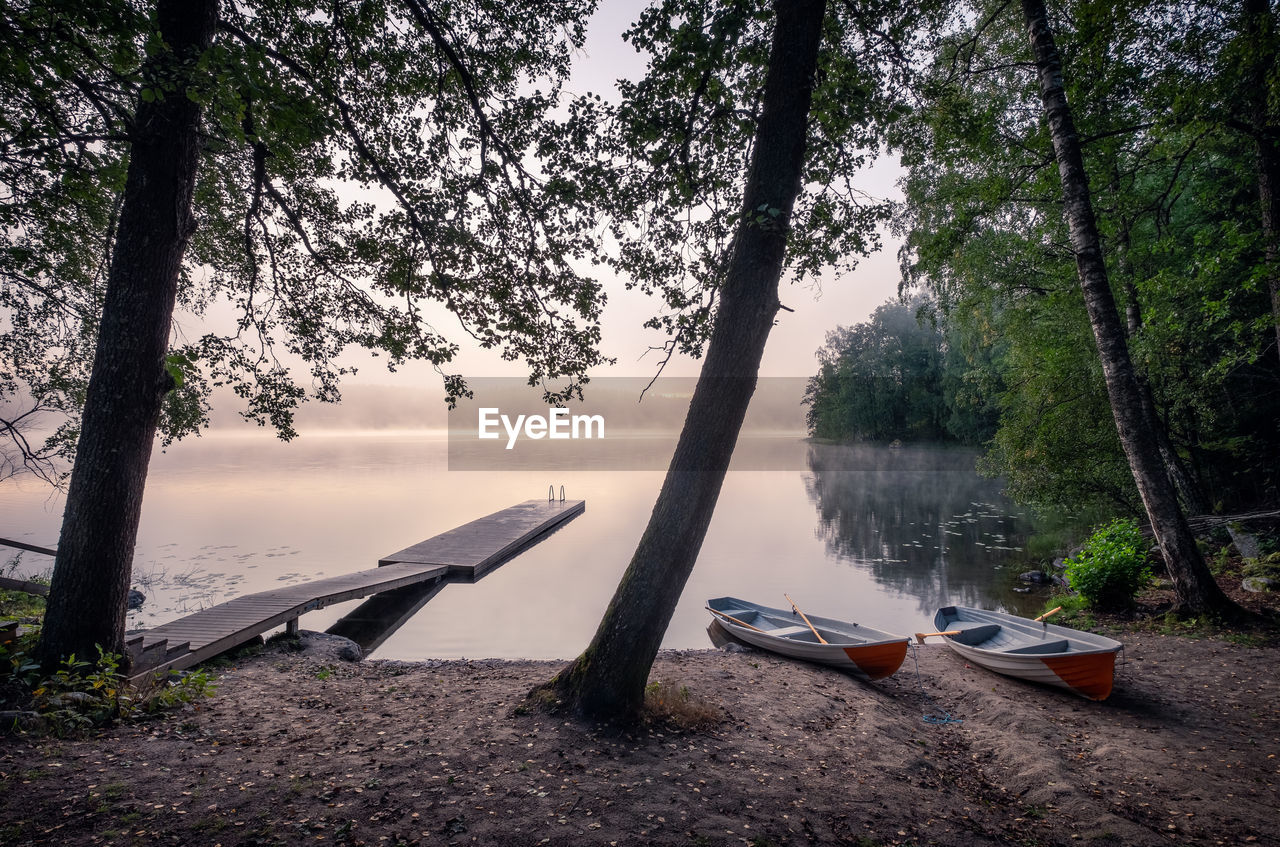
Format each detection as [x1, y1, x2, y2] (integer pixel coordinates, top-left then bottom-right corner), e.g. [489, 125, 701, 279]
[0, 433, 1046, 659]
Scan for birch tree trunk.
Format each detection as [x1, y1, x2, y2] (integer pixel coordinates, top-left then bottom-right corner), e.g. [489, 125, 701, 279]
[36, 0, 220, 667]
[1020, 0, 1237, 617]
[537, 0, 829, 721]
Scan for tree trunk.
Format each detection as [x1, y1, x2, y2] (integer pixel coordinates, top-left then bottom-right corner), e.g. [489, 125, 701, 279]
[1245, 0, 1280, 363]
[536, 0, 828, 721]
[36, 0, 219, 667]
[1114, 225, 1211, 517]
[1021, 0, 1238, 617]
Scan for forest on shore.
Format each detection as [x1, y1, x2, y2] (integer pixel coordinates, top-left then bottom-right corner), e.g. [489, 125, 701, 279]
[804, 0, 1280, 519]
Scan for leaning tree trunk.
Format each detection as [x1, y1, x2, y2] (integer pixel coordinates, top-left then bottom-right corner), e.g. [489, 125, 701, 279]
[36, 0, 220, 668]
[536, 0, 828, 721]
[1021, 0, 1238, 617]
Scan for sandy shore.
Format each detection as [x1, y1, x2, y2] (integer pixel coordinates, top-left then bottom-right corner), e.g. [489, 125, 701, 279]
[0, 626, 1275, 846]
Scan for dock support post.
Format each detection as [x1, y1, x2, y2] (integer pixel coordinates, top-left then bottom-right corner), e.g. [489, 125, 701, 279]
[286, 617, 299, 637]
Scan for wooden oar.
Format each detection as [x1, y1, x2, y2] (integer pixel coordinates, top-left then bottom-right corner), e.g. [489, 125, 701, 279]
[914, 629, 962, 644]
[705, 606, 768, 634]
[1034, 606, 1062, 622]
[784, 593, 828, 644]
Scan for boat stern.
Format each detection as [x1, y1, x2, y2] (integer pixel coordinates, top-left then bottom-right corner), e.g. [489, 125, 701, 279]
[843, 640, 910, 680]
[1040, 650, 1119, 700]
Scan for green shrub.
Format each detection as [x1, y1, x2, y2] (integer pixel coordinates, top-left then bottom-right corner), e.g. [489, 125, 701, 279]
[1243, 552, 1280, 580]
[2, 627, 217, 736]
[1064, 518, 1153, 610]
[143, 668, 217, 712]
[31, 648, 133, 736]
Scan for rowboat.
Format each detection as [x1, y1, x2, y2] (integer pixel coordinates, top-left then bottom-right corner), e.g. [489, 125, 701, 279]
[926, 606, 1123, 700]
[706, 596, 909, 679]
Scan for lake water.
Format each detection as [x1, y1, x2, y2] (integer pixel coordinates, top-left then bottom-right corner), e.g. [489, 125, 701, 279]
[0, 433, 1046, 660]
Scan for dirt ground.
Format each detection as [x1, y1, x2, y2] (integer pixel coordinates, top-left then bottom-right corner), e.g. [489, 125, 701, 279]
[0, 621, 1277, 847]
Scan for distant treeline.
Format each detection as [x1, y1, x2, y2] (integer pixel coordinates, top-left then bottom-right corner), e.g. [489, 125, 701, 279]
[804, 298, 998, 447]
[806, 286, 1279, 516]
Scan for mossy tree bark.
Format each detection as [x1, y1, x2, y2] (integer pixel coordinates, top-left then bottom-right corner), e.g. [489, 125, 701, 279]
[36, 0, 220, 667]
[1021, 0, 1239, 617]
[537, 0, 829, 721]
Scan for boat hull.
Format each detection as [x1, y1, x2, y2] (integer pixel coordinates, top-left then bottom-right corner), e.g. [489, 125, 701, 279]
[708, 597, 908, 680]
[933, 606, 1122, 700]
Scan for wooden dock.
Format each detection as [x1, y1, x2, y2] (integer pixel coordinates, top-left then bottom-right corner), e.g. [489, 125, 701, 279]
[126, 499, 584, 680]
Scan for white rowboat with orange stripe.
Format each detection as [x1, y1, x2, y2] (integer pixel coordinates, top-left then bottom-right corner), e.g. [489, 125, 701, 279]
[930, 605, 1123, 700]
[706, 596, 910, 680]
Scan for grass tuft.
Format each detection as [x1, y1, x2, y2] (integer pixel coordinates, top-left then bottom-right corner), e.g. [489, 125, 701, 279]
[643, 679, 722, 731]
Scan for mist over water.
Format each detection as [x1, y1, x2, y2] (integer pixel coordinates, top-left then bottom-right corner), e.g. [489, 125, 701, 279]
[0, 433, 1045, 659]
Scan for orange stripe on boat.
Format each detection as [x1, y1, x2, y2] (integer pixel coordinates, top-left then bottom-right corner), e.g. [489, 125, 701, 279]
[1040, 651, 1117, 700]
[844, 641, 909, 680]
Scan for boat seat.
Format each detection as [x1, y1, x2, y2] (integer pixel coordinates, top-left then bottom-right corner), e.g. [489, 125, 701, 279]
[1004, 638, 1070, 655]
[766, 625, 812, 638]
[948, 623, 1001, 646]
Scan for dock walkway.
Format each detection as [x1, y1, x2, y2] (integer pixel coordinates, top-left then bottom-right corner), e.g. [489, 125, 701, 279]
[125, 499, 584, 679]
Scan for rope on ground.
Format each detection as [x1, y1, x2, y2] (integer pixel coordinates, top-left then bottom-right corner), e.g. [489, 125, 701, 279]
[908, 642, 963, 725]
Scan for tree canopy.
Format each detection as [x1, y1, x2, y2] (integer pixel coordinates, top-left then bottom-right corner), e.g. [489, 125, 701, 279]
[2, 0, 608, 480]
[887, 0, 1280, 515]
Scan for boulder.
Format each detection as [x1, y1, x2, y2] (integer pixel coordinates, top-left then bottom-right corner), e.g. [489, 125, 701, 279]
[1019, 570, 1051, 584]
[127, 589, 145, 610]
[1227, 525, 1262, 559]
[293, 630, 362, 662]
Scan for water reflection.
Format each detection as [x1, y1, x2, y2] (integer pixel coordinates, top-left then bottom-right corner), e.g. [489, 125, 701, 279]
[804, 442, 1042, 617]
[327, 579, 448, 654]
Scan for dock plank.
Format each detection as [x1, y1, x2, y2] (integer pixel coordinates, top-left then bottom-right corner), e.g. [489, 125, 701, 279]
[380, 499, 585, 579]
[129, 500, 583, 680]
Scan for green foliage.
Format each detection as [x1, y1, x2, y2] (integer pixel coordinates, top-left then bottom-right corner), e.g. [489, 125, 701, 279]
[1243, 552, 1280, 581]
[0, 585, 46, 622]
[30, 648, 133, 736]
[143, 668, 217, 713]
[0, 627, 216, 735]
[1064, 519, 1153, 610]
[891, 0, 1280, 514]
[0, 628, 42, 682]
[557, 0, 947, 362]
[642, 679, 720, 730]
[1042, 593, 1091, 628]
[1211, 545, 1234, 576]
